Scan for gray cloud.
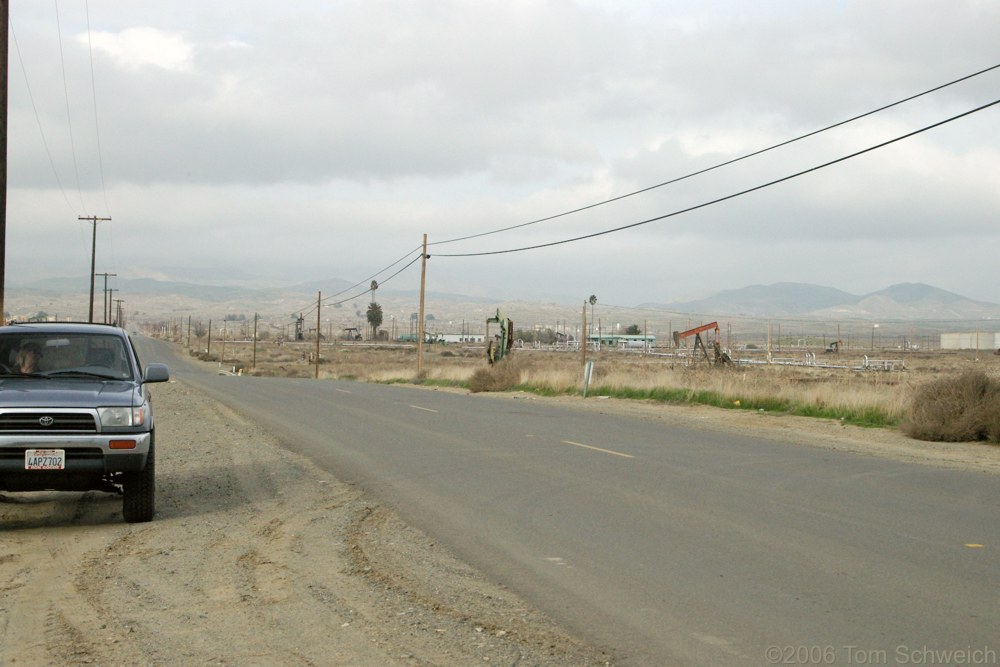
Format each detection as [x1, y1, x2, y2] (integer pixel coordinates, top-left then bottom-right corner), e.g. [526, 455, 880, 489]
[6, 0, 1000, 308]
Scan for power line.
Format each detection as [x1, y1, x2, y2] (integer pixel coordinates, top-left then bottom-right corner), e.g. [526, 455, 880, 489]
[323, 252, 424, 310]
[54, 0, 85, 210]
[10, 6, 112, 219]
[85, 0, 111, 215]
[433, 98, 1000, 258]
[296, 246, 423, 317]
[429, 62, 1000, 249]
[9, 17, 79, 213]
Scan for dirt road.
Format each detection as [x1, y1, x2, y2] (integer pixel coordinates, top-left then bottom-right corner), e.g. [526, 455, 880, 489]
[1, 380, 614, 666]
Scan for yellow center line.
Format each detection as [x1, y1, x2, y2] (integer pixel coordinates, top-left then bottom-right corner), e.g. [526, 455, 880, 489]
[562, 440, 634, 459]
[410, 405, 439, 413]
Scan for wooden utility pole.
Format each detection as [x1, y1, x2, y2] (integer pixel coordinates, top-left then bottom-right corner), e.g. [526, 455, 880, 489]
[80, 215, 111, 322]
[315, 292, 321, 379]
[97, 272, 116, 323]
[417, 234, 427, 376]
[107, 288, 117, 323]
[0, 0, 8, 321]
[252, 313, 258, 369]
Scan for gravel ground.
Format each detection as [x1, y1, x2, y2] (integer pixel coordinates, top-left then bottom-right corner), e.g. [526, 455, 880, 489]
[1, 379, 614, 666]
[4, 375, 998, 666]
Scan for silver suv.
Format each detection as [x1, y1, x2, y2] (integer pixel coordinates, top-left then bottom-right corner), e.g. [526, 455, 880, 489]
[0, 322, 169, 522]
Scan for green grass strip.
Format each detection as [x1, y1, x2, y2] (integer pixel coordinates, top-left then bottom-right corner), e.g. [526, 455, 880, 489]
[516, 382, 898, 429]
[372, 377, 897, 429]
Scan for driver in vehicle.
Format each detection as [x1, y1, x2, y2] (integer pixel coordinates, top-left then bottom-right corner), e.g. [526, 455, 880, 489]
[15, 342, 43, 374]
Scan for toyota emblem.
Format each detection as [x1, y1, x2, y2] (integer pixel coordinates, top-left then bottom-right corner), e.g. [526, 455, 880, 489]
[39, 416, 54, 427]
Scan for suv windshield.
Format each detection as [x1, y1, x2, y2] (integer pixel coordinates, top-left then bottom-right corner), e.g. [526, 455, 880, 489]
[0, 332, 134, 380]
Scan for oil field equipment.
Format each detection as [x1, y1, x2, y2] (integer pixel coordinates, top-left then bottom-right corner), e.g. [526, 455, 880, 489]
[485, 309, 514, 365]
[672, 321, 731, 366]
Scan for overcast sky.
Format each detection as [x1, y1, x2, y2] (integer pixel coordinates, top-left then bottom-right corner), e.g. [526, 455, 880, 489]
[6, 0, 1000, 308]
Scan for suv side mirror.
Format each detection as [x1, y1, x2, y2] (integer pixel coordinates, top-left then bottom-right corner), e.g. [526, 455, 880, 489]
[143, 363, 170, 384]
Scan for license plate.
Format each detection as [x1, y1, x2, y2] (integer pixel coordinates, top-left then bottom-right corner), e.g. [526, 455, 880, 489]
[25, 449, 66, 470]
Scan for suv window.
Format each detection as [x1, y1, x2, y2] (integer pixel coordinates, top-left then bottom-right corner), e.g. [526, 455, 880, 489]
[0, 332, 134, 380]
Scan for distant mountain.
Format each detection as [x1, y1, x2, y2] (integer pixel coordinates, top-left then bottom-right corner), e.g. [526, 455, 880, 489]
[812, 283, 1000, 321]
[641, 282, 1000, 320]
[874, 282, 972, 305]
[288, 278, 356, 295]
[10, 276, 999, 323]
[14, 276, 261, 303]
[641, 282, 858, 316]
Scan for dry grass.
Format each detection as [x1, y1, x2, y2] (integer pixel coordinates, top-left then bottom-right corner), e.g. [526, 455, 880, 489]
[468, 357, 523, 393]
[903, 370, 1000, 442]
[179, 337, 1000, 438]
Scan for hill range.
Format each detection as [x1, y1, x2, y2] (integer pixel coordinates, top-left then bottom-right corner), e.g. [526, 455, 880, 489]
[5, 278, 999, 337]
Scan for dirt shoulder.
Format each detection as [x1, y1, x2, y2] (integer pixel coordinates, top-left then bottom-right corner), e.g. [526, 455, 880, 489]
[1, 379, 613, 667]
[4, 378, 997, 667]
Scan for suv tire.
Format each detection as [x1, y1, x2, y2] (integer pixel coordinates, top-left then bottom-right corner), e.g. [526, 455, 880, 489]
[122, 434, 155, 523]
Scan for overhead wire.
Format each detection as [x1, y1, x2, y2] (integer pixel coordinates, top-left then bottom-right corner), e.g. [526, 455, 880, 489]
[54, 0, 86, 211]
[9, 16, 79, 214]
[433, 97, 1000, 258]
[13, 3, 118, 292]
[84, 0, 111, 216]
[296, 246, 424, 318]
[324, 252, 424, 309]
[82, 0, 118, 283]
[429, 62, 1000, 249]
[292, 66, 1000, 318]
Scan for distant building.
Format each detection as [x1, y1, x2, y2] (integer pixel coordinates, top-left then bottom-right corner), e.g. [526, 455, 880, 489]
[940, 332, 1000, 350]
[438, 333, 485, 344]
[586, 333, 656, 350]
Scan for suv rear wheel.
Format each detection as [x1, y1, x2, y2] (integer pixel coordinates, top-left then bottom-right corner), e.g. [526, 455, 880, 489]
[122, 435, 155, 523]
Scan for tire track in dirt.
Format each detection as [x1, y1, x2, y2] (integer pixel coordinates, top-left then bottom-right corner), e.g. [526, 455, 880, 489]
[0, 519, 115, 666]
[2, 379, 614, 666]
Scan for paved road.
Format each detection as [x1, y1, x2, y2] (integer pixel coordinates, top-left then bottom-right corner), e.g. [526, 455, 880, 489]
[139, 338, 1000, 666]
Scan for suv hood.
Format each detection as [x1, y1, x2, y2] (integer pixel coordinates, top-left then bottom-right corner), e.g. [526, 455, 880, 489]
[0, 378, 140, 408]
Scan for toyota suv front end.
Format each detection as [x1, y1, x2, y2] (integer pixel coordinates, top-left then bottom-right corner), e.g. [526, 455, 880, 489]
[0, 322, 169, 522]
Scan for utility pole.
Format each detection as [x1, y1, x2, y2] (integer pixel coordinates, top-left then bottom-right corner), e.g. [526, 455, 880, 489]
[0, 0, 9, 322]
[252, 313, 258, 370]
[315, 292, 321, 379]
[97, 272, 116, 323]
[107, 288, 118, 324]
[417, 234, 428, 376]
[114, 299, 124, 328]
[80, 215, 111, 322]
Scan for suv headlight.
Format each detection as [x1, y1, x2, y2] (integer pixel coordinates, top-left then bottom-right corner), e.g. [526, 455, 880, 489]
[99, 406, 146, 427]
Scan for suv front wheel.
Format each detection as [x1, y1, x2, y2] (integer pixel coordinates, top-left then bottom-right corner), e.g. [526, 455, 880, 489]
[122, 434, 155, 523]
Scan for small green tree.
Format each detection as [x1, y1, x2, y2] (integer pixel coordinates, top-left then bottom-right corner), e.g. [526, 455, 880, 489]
[514, 328, 559, 345]
[625, 324, 641, 335]
[366, 302, 384, 339]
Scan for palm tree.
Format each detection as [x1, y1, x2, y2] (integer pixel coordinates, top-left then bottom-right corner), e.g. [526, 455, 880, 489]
[367, 281, 380, 339]
[367, 302, 383, 340]
[588, 295, 597, 338]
